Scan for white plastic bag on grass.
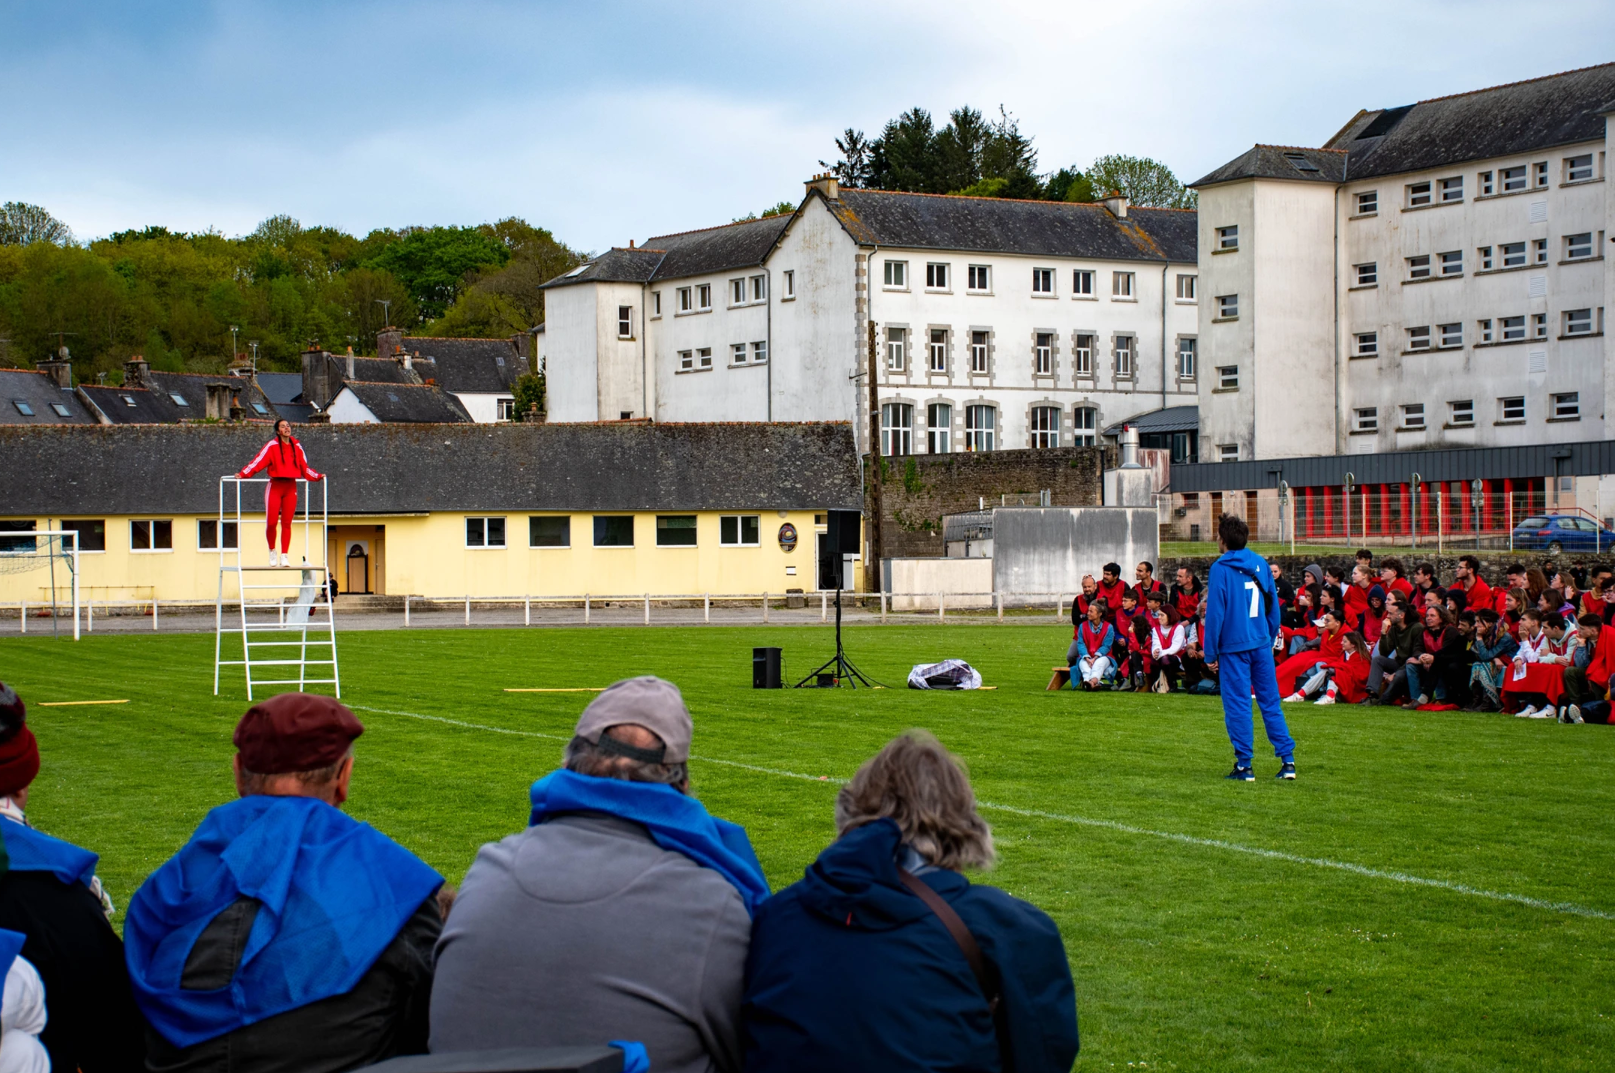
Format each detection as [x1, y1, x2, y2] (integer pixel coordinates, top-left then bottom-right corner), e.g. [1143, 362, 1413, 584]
[907, 660, 983, 690]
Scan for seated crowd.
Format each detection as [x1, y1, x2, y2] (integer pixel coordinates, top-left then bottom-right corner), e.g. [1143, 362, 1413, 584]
[0, 678, 1079, 1073]
[1066, 553, 1615, 724]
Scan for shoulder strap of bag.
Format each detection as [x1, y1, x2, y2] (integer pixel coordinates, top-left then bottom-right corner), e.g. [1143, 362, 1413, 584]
[897, 867, 1000, 1011]
[1222, 561, 1275, 616]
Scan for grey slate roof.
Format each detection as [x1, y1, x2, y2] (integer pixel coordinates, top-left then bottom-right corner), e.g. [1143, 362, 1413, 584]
[336, 382, 473, 423]
[642, 216, 792, 280]
[338, 358, 420, 386]
[1190, 146, 1348, 187]
[395, 337, 524, 393]
[0, 422, 863, 514]
[0, 370, 97, 425]
[140, 371, 279, 423]
[828, 190, 1198, 263]
[78, 385, 189, 424]
[1103, 405, 1199, 436]
[546, 247, 667, 286]
[272, 402, 318, 424]
[255, 372, 304, 405]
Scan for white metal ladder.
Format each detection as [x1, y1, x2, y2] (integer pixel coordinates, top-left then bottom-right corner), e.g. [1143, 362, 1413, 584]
[213, 477, 341, 699]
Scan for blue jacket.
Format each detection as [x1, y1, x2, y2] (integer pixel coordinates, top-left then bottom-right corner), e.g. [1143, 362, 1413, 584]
[1202, 547, 1282, 663]
[1073, 621, 1116, 663]
[742, 819, 1077, 1073]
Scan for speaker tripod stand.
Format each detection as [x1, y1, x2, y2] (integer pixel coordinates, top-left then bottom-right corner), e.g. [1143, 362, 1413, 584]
[794, 587, 878, 688]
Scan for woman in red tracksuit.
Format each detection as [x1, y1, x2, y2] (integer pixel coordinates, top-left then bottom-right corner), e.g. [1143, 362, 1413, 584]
[237, 419, 323, 566]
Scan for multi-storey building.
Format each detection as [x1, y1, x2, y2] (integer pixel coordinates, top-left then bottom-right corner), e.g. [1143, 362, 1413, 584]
[541, 179, 1198, 456]
[1193, 62, 1614, 462]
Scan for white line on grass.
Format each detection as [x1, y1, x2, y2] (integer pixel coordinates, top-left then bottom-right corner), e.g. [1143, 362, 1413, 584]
[350, 704, 1614, 922]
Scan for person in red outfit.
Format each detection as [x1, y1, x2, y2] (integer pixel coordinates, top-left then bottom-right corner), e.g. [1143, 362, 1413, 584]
[1132, 561, 1165, 607]
[237, 419, 324, 566]
[1095, 563, 1128, 615]
[1343, 565, 1373, 622]
[1453, 555, 1492, 616]
[1278, 607, 1346, 696]
[1377, 558, 1415, 601]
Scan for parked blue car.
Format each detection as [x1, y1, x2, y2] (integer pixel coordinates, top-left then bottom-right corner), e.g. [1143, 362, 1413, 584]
[1511, 514, 1615, 553]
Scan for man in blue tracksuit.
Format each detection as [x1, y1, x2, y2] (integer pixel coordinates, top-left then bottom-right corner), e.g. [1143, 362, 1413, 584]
[1201, 513, 1297, 781]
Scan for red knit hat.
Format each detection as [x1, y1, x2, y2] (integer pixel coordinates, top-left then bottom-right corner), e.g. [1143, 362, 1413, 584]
[233, 693, 363, 775]
[0, 683, 39, 798]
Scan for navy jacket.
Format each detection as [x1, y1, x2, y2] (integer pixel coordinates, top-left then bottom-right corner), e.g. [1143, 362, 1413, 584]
[1203, 547, 1282, 663]
[742, 819, 1077, 1073]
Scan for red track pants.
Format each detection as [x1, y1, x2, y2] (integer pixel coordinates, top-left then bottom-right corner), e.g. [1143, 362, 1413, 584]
[264, 479, 298, 553]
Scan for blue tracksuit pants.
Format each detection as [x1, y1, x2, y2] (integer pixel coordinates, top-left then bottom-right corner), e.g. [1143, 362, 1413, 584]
[1218, 646, 1296, 764]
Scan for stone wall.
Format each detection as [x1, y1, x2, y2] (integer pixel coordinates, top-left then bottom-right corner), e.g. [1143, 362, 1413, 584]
[868, 446, 1115, 559]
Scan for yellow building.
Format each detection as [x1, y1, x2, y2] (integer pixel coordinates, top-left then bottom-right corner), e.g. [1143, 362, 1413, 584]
[0, 422, 863, 604]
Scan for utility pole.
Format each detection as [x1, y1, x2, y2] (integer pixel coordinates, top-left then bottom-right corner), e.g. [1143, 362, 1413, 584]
[866, 318, 884, 596]
[229, 325, 239, 362]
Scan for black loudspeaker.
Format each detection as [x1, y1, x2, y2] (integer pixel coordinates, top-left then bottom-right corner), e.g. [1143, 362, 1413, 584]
[826, 510, 862, 556]
[753, 646, 782, 688]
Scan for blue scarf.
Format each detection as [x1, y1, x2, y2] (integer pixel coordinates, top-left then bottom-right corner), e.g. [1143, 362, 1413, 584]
[0, 927, 22, 1018]
[529, 770, 770, 914]
[124, 795, 442, 1048]
[0, 816, 100, 886]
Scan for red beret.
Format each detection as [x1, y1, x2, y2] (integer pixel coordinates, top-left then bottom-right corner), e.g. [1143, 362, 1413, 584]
[0, 725, 39, 799]
[233, 693, 363, 775]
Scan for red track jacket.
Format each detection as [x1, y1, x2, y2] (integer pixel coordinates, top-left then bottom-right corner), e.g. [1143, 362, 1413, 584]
[238, 437, 323, 482]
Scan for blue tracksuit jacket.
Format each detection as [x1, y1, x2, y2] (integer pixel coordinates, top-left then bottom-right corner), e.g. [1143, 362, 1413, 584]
[1202, 547, 1283, 662]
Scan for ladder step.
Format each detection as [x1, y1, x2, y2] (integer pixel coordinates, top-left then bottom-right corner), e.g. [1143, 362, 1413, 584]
[242, 659, 337, 667]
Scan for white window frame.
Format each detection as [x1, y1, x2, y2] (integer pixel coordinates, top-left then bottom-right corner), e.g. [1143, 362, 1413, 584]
[678, 349, 694, 371]
[1534, 238, 1548, 265]
[1478, 171, 1493, 196]
[1112, 271, 1134, 298]
[1400, 403, 1426, 430]
[751, 275, 766, 301]
[881, 403, 914, 456]
[1034, 332, 1053, 375]
[496, 398, 516, 422]
[1072, 269, 1094, 297]
[651, 291, 662, 317]
[697, 284, 712, 310]
[1407, 325, 1431, 350]
[197, 518, 239, 551]
[732, 343, 748, 365]
[1072, 406, 1097, 447]
[970, 330, 989, 374]
[719, 515, 762, 547]
[1355, 191, 1378, 215]
[1218, 444, 1239, 463]
[1566, 154, 1595, 182]
[1501, 166, 1527, 192]
[1478, 318, 1493, 344]
[1354, 331, 1378, 357]
[1533, 312, 1548, 338]
[1073, 333, 1094, 377]
[1478, 246, 1493, 271]
[1032, 267, 1055, 295]
[1534, 161, 1548, 187]
[1552, 392, 1580, 420]
[886, 327, 907, 372]
[1175, 273, 1196, 300]
[1029, 406, 1060, 449]
[1354, 407, 1378, 433]
[617, 305, 633, 338]
[1216, 294, 1238, 319]
[883, 260, 908, 289]
[1449, 400, 1474, 427]
[698, 347, 713, 369]
[677, 287, 692, 312]
[751, 340, 768, 364]
[1114, 335, 1135, 378]
[730, 278, 746, 306]
[1438, 323, 1463, 348]
[1407, 181, 1432, 207]
[130, 518, 174, 553]
[1439, 250, 1462, 276]
[1566, 233, 1594, 260]
[963, 404, 996, 452]
[925, 262, 950, 291]
[928, 329, 947, 373]
[1217, 365, 1239, 390]
[1501, 241, 1526, 268]
[1500, 396, 1526, 422]
[1176, 336, 1197, 379]
[1216, 225, 1239, 250]
[781, 270, 795, 299]
[465, 516, 507, 549]
[1355, 262, 1377, 286]
[1407, 254, 1431, 279]
[927, 403, 952, 454]
[1439, 176, 1463, 202]
[1565, 308, 1593, 335]
[967, 264, 991, 292]
[1501, 315, 1526, 341]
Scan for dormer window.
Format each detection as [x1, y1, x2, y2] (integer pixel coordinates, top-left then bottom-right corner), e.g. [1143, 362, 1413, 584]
[1283, 152, 1320, 173]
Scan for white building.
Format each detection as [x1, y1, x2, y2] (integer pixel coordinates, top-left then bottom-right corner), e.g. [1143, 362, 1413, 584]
[1194, 62, 1615, 463]
[541, 180, 1199, 455]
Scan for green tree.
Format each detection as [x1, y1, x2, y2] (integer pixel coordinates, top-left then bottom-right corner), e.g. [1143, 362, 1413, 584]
[1085, 154, 1197, 209]
[1043, 166, 1097, 203]
[511, 371, 545, 419]
[366, 226, 510, 321]
[0, 203, 74, 246]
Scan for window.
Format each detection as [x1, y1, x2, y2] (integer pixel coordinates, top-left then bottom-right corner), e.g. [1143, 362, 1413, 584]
[697, 284, 712, 310]
[1355, 262, 1378, 286]
[1072, 407, 1097, 447]
[1218, 444, 1239, 463]
[656, 515, 698, 547]
[1478, 246, 1493, 270]
[1177, 337, 1197, 379]
[11, 401, 32, 416]
[1439, 250, 1462, 275]
[1407, 181, 1432, 207]
[496, 398, 515, 421]
[1401, 403, 1425, 430]
[927, 403, 951, 453]
[1501, 165, 1527, 192]
[593, 516, 634, 547]
[698, 347, 713, 369]
[928, 329, 948, 373]
[1439, 176, 1463, 202]
[1566, 154, 1595, 182]
[465, 517, 506, 548]
[1030, 406, 1060, 448]
[1356, 191, 1378, 214]
[732, 343, 748, 365]
[1500, 396, 1526, 422]
[881, 403, 914, 455]
[1407, 255, 1431, 279]
[781, 271, 794, 299]
[1034, 332, 1053, 375]
[1072, 269, 1094, 296]
[884, 260, 907, 288]
[731, 279, 746, 305]
[1449, 400, 1474, 426]
[1073, 333, 1094, 376]
[1566, 233, 1594, 259]
[529, 516, 571, 547]
[1112, 271, 1134, 298]
[678, 287, 692, 312]
[250, 401, 269, 416]
[61, 519, 105, 552]
[1533, 313, 1548, 339]
[1355, 331, 1378, 357]
[886, 327, 907, 371]
[617, 306, 633, 338]
[1439, 323, 1463, 348]
[970, 330, 989, 373]
[1478, 171, 1493, 196]
[197, 519, 239, 550]
[1283, 151, 1319, 173]
[751, 275, 766, 301]
[1216, 225, 1239, 250]
[1114, 335, 1135, 378]
[967, 265, 990, 291]
[130, 519, 173, 551]
[925, 263, 949, 289]
[678, 350, 693, 371]
[720, 515, 761, 546]
[751, 341, 767, 364]
[1407, 326, 1431, 350]
[1501, 315, 1526, 341]
[652, 291, 662, 316]
[1354, 407, 1378, 432]
[1534, 161, 1548, 187]
[1534, 238, 1548, 264]
[1552, 392, 1580, 420]
[1032, 268, 1054, 295]
[964, 405, 995, 452]
[169, 393, 189, 407]
[1501, 241, 1526, 267]
[1216, 294, 1238, 318]
[1565, 308, 1593, 335]
[1478, 318, 1493, 343]
[1217, 365, 1239, 390]
[1176, 273, 1196, 300]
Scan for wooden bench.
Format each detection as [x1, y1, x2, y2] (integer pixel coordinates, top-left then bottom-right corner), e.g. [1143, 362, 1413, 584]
[1047, 665, 1071, 691]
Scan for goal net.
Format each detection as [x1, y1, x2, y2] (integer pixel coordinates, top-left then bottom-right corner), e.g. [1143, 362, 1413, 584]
[0, 531, 81, 639]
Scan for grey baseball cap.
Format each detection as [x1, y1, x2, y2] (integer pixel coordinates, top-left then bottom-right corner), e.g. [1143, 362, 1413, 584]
[573, 675, 693, 764]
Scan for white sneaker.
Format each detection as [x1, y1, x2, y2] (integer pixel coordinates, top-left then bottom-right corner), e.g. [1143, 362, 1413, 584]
[1527, 708, 1555, 719]
[1314, 694, 1335, 705]
[275, 552, 286, 567]
[1283, 693, 1303, 703]
[1515, 705, 1537, 718]
[1566, 704, 1584, 724]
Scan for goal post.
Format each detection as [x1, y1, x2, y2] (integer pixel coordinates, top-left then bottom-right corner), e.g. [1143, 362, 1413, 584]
[0, 530, 80, 641]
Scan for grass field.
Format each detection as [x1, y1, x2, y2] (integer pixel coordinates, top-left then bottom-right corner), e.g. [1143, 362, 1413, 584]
[2, 624, 1611, 1071]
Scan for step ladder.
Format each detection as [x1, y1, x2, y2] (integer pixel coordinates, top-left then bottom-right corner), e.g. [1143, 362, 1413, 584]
[213, 477, 340, 700]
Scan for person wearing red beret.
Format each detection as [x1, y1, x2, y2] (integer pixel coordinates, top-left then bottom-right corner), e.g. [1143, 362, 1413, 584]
[125, 693, 445, 1073]
[0, 682, 147, 1073]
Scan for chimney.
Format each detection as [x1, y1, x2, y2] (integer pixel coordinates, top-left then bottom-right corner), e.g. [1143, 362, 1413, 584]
[1101, 190, 1129, 219]
[628, 239, 635, 248]
[346, 352, 355, 378]
[37, 355, 72, 391]
[205, 382, 232, 421]
[1119, 425, 1142, 468]
[376, 327, 403, 363]
[124, 355, 150, 388]
[307, 409, 331, 424]
[401, 351, 412, 371]
[805, 173, 839, 201]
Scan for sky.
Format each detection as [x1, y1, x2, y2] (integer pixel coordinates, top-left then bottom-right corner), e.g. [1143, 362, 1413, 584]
[3, 1, 1613, 253]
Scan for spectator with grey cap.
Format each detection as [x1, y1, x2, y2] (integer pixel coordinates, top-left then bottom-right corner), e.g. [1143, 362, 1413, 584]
[430, 675, 768, 1073]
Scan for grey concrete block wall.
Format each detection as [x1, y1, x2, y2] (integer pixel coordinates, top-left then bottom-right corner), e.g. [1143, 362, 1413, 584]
[992, 506, 1160, 603]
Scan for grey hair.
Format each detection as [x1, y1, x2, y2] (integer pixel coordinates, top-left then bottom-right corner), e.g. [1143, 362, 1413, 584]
[564, 732, 688, 789]
[238, 746, 353, 795]
[834, 730, 994, 871]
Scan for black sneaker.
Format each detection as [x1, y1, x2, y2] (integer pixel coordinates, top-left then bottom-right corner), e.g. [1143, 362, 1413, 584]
[1225, 764, 1255, 782]
[1276, 761, 1297, 780]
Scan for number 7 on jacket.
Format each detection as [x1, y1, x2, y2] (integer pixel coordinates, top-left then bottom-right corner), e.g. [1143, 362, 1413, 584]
[1245, 581, 1260, 618]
